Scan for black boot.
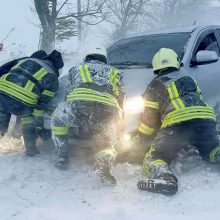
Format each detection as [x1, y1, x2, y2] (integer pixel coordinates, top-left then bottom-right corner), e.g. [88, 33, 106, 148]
[55, 153, 69, 170]
[23, 125, 39, 157]
[137, 173, 178, 195]
[25, 143, 39, 157]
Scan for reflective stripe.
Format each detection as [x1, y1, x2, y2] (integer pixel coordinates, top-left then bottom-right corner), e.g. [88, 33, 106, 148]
[109, 69, 119, 96]
[162, 112, 216, 128]
[164, 106, 214, 120]
[25, 80, 35, 91]
[33, 109, 44, 117]
[70, 87, 115, 100]
[0, 81, 38, 105]
[21, 117, 34, 125]
[138, 122, 155, 136]
[1, 73, 9, 80]
[33, 68, 48, 80]
[11, 60, 26, 70]
[79, 65, 93, 83]
[52, 126, 69, 135]
[210, 146, 220, 162]
[148, 159, 167, 168]
[143, 158, 167, 177]
[167, 82, 185, 110]
[66, 88, 119, 108]
[145, 101, 159, 109]
[67, 94, 118, 108]
[23, 68, 48, 92]
[42, 90, 55, 97]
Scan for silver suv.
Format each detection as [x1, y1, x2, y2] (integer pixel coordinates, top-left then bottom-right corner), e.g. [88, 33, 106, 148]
[107, 25, 220, 133]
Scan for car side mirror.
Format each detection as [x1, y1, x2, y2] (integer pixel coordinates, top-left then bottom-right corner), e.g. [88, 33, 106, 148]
[196, 50, 218, 65]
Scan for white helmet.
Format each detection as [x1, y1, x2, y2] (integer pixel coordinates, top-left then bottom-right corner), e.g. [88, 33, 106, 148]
[84, 44, 107, 63]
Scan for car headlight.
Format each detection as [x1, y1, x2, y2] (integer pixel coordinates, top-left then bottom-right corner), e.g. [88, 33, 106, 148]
[123, 96, 145, 115]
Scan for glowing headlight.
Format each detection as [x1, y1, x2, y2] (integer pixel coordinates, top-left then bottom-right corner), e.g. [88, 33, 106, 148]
[124, 96, 145, 115]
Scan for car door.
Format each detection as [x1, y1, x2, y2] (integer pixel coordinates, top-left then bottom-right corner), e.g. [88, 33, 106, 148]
[188, 29, 220, 108]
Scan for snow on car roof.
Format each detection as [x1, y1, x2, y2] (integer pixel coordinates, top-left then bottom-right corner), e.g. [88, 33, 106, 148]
[108, 25, 220, 50]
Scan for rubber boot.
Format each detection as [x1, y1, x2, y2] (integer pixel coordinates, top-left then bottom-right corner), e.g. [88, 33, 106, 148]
[23, 125, 39, 157]
[137, 173, 178, 195]
[55, 152, 69, 170]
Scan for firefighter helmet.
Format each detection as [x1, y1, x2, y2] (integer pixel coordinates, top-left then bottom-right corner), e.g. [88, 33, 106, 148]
[84, 44, 107, 63]
[152, 48, 180, 74]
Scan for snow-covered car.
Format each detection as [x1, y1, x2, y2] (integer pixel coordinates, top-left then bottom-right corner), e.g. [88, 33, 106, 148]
[107, 25, 220, 135]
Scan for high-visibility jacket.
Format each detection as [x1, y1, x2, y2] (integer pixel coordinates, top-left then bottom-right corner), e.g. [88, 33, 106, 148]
[138, 69, 216, 137]
[66, 60, 125, 110]
[0, 58, 59, 107]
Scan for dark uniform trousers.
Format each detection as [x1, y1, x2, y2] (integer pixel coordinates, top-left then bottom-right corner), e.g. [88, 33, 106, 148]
[52, 100, 119, 167]
[143, 119, 220, 178]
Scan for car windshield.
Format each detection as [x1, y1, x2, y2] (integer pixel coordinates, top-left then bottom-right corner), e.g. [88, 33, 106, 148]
[107, 32, 190, 68]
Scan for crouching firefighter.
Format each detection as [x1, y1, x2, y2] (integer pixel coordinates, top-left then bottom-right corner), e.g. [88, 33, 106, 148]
[51, 45, 125, 185]
[0, 50, 64, 156]
[135, 48, 220, 195]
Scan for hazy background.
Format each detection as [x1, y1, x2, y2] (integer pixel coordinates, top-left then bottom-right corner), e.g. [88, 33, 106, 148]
[1, 0, 220, 65]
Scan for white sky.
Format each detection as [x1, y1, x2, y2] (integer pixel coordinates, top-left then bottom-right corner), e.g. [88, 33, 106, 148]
[1, 0, 220, 64]
[0, 0, 39, 57]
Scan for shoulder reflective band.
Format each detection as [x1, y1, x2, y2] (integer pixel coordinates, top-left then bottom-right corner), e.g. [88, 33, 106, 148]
[24, 68, 48, 92]
[145, 101, 159, 109]
[21, 117, 34, 125]
[52, 126, 69, 136]
[33, 68, 48, 80]
[109, 68, 119, 96]
[0, 80, 38, 105]
[138, 122, 155, 136]
[66, 88, 119, 108]
[167, 82, 185, 110]
[33, 109, 44, 117]
[209, 146, 220, 162]
[11, 60, 26, 70]
[79, 64, 93, 83]
[1, 73, 9, 80]
[42, 90, 55, 97]
[162, 106, 216, 128]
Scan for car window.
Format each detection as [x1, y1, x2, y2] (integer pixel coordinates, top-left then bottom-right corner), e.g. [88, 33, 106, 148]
[195, 32, 220, 56]
[107, 33, 190, 67]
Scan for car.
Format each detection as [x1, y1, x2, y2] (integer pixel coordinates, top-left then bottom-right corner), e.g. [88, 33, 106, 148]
[107, 25, 220, 136]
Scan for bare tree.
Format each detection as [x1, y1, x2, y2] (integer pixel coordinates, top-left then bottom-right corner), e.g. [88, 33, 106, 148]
[142, 0, 209, 29]
[34, 0, 107, 53]
[103, 0, 147, 42]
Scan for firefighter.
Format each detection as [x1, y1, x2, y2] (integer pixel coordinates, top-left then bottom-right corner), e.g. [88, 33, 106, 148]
[0, 50, 64, 156]
[51, 45, 125, 185]
[135, 48, 220, 195]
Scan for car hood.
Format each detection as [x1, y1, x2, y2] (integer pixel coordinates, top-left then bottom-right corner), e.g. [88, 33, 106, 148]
[122, 68, 154, 97]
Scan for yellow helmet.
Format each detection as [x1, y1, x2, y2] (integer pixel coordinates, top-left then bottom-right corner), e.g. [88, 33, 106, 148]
[152, 48, 180, 73]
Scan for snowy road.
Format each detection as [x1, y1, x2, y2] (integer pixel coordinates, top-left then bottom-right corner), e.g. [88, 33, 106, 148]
[1, 135, 220, 220]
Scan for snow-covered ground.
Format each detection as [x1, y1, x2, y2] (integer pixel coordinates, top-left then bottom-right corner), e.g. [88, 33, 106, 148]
[1, 135, 220, 220]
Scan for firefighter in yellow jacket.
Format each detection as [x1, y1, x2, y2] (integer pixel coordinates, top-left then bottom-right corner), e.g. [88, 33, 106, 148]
[0, 50, 64, 156]
[51, 45, 125, 185]
[136, 48, 220, 195]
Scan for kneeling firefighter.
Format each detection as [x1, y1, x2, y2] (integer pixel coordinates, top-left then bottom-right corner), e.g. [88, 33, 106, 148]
[0, 50, 64, 156]
[51, 45, 125, 185]
[135, 48, 220, 195]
